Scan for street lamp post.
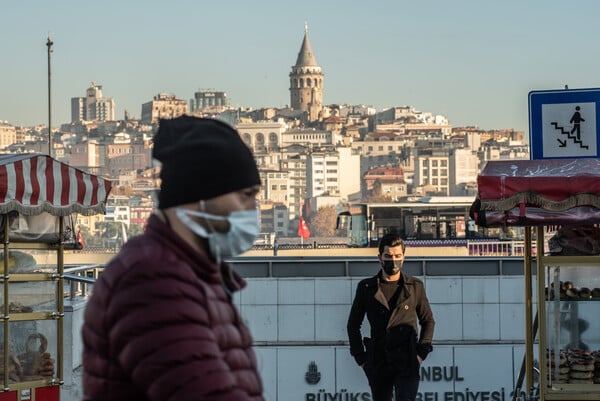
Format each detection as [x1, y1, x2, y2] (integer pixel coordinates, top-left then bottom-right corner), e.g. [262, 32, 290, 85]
[46, 35, 53, 157]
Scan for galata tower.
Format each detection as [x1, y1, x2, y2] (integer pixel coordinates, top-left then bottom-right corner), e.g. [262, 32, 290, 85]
[289, 23, 323, 122]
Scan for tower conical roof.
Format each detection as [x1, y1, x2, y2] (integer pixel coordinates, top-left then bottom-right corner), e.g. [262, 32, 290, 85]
[295, 24, 318, 67]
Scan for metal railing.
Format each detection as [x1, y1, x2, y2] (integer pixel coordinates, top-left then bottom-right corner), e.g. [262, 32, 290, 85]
[64, 264, 103, 300]
[468, 240, 528, 256]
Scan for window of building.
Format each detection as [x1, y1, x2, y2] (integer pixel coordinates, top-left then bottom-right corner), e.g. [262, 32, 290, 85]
[432, 160, 438, 167]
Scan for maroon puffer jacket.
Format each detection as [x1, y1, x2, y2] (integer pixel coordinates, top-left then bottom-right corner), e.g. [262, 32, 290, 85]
[81, 214, 264, 401]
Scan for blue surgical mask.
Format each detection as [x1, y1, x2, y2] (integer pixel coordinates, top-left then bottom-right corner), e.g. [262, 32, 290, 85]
[176, 206, 260, 263]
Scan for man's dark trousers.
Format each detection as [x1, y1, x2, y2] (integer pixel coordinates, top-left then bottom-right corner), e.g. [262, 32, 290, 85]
[370, 375, 419, 401]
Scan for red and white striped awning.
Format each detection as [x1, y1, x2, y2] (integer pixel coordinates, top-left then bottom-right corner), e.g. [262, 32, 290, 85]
[0, 154, 112, 216]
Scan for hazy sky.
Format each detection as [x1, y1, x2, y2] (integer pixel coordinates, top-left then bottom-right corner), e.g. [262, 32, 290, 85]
[3, 0, 600, 131]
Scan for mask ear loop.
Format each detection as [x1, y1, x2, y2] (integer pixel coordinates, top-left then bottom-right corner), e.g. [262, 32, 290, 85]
[198, 200, 216, 232]
[200, 200, 238, 295]
[199, 200, 222, 264]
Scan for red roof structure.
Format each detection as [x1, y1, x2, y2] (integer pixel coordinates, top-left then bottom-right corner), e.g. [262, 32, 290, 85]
[0, 154, 112, 216]
[471, 158, 600, 226]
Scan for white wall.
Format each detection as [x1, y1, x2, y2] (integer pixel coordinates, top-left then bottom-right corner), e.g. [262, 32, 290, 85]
[236, 276, 537, 401]
[64, 275, 536, 401]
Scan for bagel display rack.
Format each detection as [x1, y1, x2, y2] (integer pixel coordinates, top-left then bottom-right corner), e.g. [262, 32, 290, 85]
[471, 158, 600, 401]
[0, 154, 111, 401]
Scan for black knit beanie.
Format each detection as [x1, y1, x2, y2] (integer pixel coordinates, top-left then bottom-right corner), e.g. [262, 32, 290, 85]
[152, 116, 260, 209]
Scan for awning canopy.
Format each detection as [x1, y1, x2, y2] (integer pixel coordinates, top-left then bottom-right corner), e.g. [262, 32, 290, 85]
[0, 154, 112, 216]
[470, 158, 600, 227]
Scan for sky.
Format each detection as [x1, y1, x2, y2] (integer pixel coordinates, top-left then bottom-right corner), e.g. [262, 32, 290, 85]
[3, 0, 600, 132]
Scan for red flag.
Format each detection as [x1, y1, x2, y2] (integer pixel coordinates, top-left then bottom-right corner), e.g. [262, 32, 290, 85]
[298, 216, 310, 239]
[77, 228, 85, 249]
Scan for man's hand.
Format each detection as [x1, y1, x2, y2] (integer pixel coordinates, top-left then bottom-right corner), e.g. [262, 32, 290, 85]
[354, 353, 366, 367]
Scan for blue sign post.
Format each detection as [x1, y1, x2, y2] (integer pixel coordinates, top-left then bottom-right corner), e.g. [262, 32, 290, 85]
[528, 87, 600, 159]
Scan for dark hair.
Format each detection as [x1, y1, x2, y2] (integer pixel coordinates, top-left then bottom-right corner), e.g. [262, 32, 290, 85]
[378, 233, 405, 255]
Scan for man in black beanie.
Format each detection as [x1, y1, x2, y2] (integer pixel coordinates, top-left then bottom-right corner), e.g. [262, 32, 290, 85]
[82, 116, 264, 401]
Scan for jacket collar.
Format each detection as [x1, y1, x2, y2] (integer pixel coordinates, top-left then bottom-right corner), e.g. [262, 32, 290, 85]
[145, 214, 246, 293]
[373, 271, 415, 309]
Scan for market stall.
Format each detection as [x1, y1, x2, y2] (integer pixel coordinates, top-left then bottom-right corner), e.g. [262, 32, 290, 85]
[0, 154, 111, 401]
[471, 158, 600, 401]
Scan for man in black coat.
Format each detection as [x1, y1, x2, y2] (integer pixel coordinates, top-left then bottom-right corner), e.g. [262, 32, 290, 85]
[347, 233, 435, 401]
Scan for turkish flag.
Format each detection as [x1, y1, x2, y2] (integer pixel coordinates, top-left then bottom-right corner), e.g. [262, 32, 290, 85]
[298, 216, 310, 239]
[77, 229, 85, 249]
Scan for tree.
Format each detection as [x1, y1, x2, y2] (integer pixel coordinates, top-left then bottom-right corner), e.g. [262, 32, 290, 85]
[307, 205, 340, 237]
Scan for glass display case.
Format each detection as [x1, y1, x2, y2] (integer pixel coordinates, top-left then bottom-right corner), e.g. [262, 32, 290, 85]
[0, 154, 111, 401]
[537, 249, 600, 399]
[0, 222, 65, 400]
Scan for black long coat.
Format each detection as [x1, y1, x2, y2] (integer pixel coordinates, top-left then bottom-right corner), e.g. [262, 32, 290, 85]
[347, 272, 435, 383]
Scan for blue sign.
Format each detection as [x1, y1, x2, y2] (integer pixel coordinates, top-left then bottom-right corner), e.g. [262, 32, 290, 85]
[528, 88, 600, 159]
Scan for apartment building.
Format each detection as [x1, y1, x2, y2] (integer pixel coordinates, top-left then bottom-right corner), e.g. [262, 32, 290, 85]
[193, 90, 228, 110]
[71, 82, 115, 122]
[281, 128, 333, 148]
[449, 148, 480, 196]
[280, 153, 307, 220]
[106, 141, 149, 176]
[260, 170, 291, 204]
[141, 93, 188, 124]
[237, 120, 287, 153]
[306, 146, 360, 200]
[259, 202, 289, 236]
[413, 149, 452, 195]
[363, 166, 408, 201]
[0, 124, 17, 149]
[69, 140, 107, 175]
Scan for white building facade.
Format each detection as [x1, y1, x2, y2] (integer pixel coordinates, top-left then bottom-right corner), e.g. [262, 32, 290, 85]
[306, 147, 360, 200]
[71, 82, 115, 122]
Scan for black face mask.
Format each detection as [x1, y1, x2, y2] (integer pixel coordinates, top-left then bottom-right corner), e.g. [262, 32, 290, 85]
[381, 260, 403, 276]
